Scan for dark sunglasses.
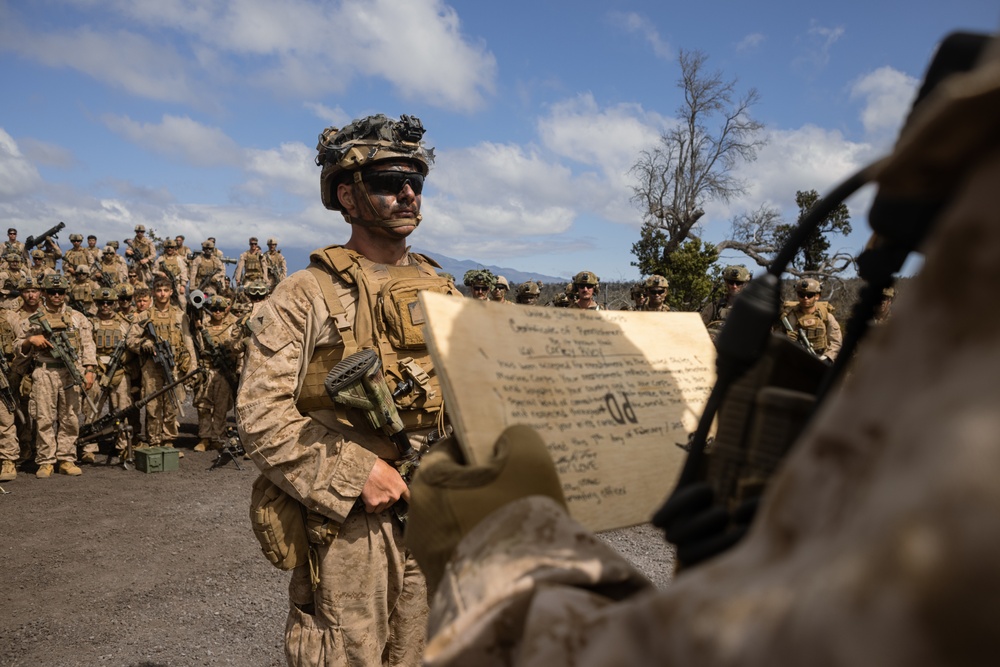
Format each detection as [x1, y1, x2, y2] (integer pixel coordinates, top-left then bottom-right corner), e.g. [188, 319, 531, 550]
[648, 289, 666, 295]
[96, 300, 115, 306]
[208, 307, 227, 312]
[364, 171, 424, 196]
[725, 280, 745, 286]
[46, 289, 66, 295]
[798, 291, 820, 298]
[574, 283, 595, 290]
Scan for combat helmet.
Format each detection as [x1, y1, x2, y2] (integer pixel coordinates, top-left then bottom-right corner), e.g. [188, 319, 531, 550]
[315, 114, 434, 220]
[722, 265, 751, 283]
[795, 278, 822, 295]
[463, 269, 496, 288]
[42, 273, 69, 290]
[517, 280, 541, 297]
[4, 252, 21, 264]
[30, 249, 44, 260]
[245, 279, 270, 299]
[644, 274, 669, 291]
[163, 238, 177, 249]
[117, 283, 135, 299]
[573, 270, 599, 287]
[206, 295, 230, 311]
[93, 287, 117, 302]
[17, 276, 38, 291]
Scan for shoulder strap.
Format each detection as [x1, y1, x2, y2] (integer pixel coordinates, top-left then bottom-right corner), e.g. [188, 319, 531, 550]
[305, 262, 358, 357]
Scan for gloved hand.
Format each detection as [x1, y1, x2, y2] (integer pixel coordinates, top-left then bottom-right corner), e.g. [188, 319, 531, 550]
[407, 424, 566, 591]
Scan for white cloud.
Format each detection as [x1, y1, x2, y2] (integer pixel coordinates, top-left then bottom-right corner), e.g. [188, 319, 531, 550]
[736, 33, 765, 53]
[102, 114, 244, 167]
[241, 141, 316, 200]
[0, 129, 42, 199]
[49, 0, 497, 111]
[850, 66, 918, 141]
[608, 11, 672, 60]
[794, 20, 845, 73]
[0, 21, 208, 107]
[304, 103, 351, 127]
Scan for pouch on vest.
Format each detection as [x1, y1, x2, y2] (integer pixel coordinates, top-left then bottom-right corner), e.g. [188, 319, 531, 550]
[378, 276, 453, 350]
[249, 475, 310, 571]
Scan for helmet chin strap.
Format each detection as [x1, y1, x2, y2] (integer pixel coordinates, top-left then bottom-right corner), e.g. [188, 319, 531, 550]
[344, 171, 422, 229]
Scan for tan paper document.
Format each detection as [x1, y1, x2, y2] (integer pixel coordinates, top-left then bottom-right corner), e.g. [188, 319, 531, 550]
[419, 292, 717, 532]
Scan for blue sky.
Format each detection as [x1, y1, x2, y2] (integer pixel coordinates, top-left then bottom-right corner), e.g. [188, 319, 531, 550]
[1, 1, 997, 281]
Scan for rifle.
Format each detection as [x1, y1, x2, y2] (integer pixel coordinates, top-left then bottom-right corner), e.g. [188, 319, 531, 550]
[92, 258, 116, 288]
[24, 222, 66, 253]
[780, 315, 825, 361]
[124, 238, 150, 269]
[324, 349, 424, 523]
[200, 327, 240, 395]
[93, 338, 128, 413]
[28, 312, 101, 413]
[143, 320, 180, 408]
[78, 369, 205, 468]
[0, 353, 24, 422]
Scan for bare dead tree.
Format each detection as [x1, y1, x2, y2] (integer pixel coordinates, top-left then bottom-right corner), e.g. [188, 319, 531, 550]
[630, 49, 766, 264]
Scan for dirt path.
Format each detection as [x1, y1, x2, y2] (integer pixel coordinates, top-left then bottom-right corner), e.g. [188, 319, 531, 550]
[0, 405, 674, 666]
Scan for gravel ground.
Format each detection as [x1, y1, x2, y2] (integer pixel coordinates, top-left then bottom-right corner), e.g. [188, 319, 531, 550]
[0, 403, 676, 667]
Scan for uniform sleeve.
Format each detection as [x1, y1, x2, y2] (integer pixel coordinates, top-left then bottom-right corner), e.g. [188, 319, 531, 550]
[234, 253, 245, 283]
[824, 312, 843, 360]
[75, 312, 98, 367]
[235, 272, 379, 522]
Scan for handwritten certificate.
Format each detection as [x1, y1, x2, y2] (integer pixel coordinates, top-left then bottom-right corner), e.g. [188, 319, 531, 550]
[419, 292, 717, 532]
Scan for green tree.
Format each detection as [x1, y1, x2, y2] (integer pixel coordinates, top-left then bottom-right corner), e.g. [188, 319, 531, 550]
[633, 237, 720, 311]
[773, 190, 852, 273]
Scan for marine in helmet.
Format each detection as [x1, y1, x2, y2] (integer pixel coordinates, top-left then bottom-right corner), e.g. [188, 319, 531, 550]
[572, 270, 601, 310]
[153, 238, 189, 307]
[701, 265, 751, 340]
[629, 283, 648, 311]
[62, 233, 91, 277]
[489, 275, 511, 303]
[774, 278, 843, 362]
[237, 113, 457, 666]
[264, 237, 287, 289]
[642, 274, 670, 312]
[516, 280, 542, 305]
[17, 272, 97, 478]
[189, 239, 226, 299]
[234, 237, 269, 287]
[464, 269, 496, 301]
[125, 224, 156, 284]
[873, 285, 895, 324]
[193, 295, 242, 452]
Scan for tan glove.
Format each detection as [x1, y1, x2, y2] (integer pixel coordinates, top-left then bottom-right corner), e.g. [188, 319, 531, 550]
[406, 424, 566, 592]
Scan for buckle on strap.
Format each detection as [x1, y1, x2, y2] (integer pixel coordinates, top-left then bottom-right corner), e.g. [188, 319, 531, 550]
[398, 357, 432, 389]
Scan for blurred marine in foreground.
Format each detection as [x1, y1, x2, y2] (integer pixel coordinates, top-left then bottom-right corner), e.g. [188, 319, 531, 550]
[406, 32, 1000, 666]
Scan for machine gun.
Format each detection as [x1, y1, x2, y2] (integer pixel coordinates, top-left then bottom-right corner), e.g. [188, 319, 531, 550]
[29, 312, 101, 413]
[78, 368, 204, 469]
[324, 349, 422, 523]
[24, 222, 66, 253]
[210, 425, 246, 471]
[200, 327, 240, 394]
[143, 321, 180, 408]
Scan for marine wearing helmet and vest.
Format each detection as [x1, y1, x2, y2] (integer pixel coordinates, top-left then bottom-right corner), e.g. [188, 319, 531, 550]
[642, 274, 670, 312]
[572, 270, 601, 310]
[62, 233, 91, 276]
[775, 278, 843, 361]
[463, 269, 496, 300]
[489, 275, 511, 303]
[516, 280, 542, 305]
[701, 265, 751, 340]
[236, 113, 455, 666]
[235, 237, 268, 287]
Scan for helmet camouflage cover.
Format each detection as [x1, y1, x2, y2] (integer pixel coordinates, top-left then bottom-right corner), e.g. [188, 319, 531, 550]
[573, 270, 599, 286]
[463, 269, 496, 288]
[94, 287, 117, 301]
[722, 265, 751, 283]
[517, 280, 541, 296]
[316, 114, 434, 212]
[644, 274, 669, 290]
[42, 273, 69, 290]
[245, 279, 270, 296]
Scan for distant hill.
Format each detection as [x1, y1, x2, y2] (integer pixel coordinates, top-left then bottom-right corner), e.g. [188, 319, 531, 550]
[414, 248, 568, 286]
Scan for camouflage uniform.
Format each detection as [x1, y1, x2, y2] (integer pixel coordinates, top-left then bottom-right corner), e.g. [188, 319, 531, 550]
[127, 300, 195, 447]
[95, 246, 129, 286]
[265, 238, 288, 290]
[235, 238, 269, 287]
[67, 268, 98, 317]
[571, 271, 602, 310]
[40, 238, 62, 270]
[16, 280, 97, 474]
[0, 309, 21, 480]
[84, 237, 101, 265]
[153, 242, 190, 307]
[0, 256, 29, 310]
[701, 266, 751, 340]
[194, 298, 242, 449]
[775, 279, 843, 361]
[82, 294, 134, 458]
[642, 274, 671, 312]
[239, 114, 446, 667]
[62, 234, 91, 276]
[125, 226, 157, 284]
[190, 244, 226, 296]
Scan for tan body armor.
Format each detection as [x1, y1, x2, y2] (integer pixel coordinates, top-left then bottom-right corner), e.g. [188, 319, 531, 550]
[93, 317, 127, 354]
[295, 246, 459, 431]
[149, 305, 185, 349]
[0, 315, 16, 358]
[194, 256, 223, 287]
[70, 280, 95, 306]
[63, 248, 90, 272]
[35, 311, 84, 361]
[781, 301, 833, 353]
[242, 252, 264, 281]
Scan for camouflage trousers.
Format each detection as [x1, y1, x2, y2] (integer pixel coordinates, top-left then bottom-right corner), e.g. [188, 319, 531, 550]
[285, 507, 427, 667]
[30, 365, 82, 465]
[194, 368, 232, 442]
[141, 360, 183, 446]
[0, 397, 16, 462]
[82, 372, 132, 454]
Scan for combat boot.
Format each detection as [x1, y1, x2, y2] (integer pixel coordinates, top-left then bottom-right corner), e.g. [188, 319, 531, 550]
[194, 438, 212, 452]
[0, 460, 16, 481]
[36, 464, 53, 478]
[58, 461, 83, 476]
[80, 451, 97, 463]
